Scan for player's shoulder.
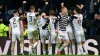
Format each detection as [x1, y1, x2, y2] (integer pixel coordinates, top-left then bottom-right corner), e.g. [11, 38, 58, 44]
[9, 17, 14, 21]
[79, 14, 83, 17]
[15, 16, 20, 19]
[9, 18, 12, 22]
[73, 14, 77, 17]
[27, 12, 30, 15]
[27, 12, 35, 14]
[16, 16, 20, 18]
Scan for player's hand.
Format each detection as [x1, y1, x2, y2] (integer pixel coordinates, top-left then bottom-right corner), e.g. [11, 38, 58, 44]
[61, 2, 64, 7]
[45, 2, 48, 5]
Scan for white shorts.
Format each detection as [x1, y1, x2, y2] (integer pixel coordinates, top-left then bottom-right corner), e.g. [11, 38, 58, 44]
[12, 32, 23, 42]
[49, 32, 57, 43]
[28, 29, 38, 40]
[58, 30, 69, 40]
[40, 30, 49, 44]
[74, 30, 86, 43]
[66, 28, 74, 40]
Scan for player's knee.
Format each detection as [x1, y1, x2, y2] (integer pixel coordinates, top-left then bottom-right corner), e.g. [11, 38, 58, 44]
[64, 40, 70, 43]
[77, 42, 82, 45]
[11, 42, 15, 50]
[48, 44, 52, 47]
[29, 39, 33, 45]
[70, 40, 75, 44]
[58, 39, 62, 44]
[12, 41, 15, 45]
[11, 48, 14, 52]
[20, 40, 24, 44]
[82, 41, 85, 44]
[41, 40, 45, 45]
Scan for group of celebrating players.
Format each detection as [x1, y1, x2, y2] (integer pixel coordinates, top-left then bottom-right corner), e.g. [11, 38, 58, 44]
[8, 2, 88, 55]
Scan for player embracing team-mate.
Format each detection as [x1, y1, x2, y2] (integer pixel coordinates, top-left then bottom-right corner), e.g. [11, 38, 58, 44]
[8, 2, 88, 55]
[47, 10, 58, 55]
[54, 7, 74, 55]
[72, 7, 88, 55]
[37, 12, 50, 55]
[37, 1, 57, 55]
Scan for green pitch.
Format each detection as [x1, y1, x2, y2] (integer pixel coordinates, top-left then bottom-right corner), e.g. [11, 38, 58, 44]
[0, 55, 95, 56]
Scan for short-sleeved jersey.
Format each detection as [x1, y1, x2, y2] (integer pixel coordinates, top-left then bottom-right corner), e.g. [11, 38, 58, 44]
[9, 16, 21, 34]
[72, 14, 83, 31]
[27, 12, 37, 29]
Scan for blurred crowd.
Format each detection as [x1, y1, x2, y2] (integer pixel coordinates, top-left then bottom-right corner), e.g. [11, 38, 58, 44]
[0, 0, 100, 37]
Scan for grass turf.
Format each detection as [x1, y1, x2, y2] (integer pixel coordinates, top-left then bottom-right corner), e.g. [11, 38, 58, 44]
[0, 55, 95, 56]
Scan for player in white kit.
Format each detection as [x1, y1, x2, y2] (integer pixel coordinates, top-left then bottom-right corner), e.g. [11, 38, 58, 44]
[27, 6, 38, 55]
[65, 17, 75, 55]
[9, 10, 24, 55]
[38, 12, 50, 55]
[72, 8, 87, 55]
[48, 10, 57, 55]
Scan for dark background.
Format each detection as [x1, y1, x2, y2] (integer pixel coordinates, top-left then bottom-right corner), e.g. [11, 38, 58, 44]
[0, 0, 86, 11]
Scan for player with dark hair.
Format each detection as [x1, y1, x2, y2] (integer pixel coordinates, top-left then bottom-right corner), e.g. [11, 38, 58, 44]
[72, 7, 87, 55]
[47, 10, 57, 55]
[9, 10, 24, 55]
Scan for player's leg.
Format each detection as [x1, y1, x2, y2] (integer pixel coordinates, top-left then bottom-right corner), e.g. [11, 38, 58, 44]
[56, 31, 63, 52]
[48, 32, 57, 55]
[48, 36, 52, 55]
[11, 34, 16, 55]
[28, 30, 33, 55]
[32, 29, 39, 54]
[64, 45, 68, 55]
[81, 32, 88, 54]
[68, 32, 75, 55]
[58, 36, 70, 55]
[19, 40, 24, 54]
[18, 33, 24, 55]
[56, 35, 62, 55]
[68, 40, 75, 55]
[40, 32, 46, 55]
[76, 34, 84, 55]
[41, 37, 46, 55]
